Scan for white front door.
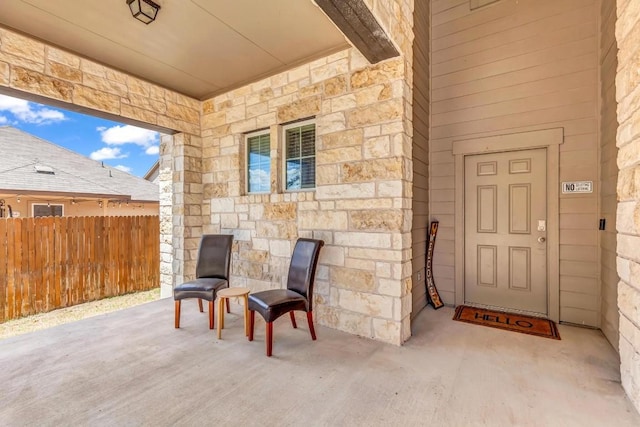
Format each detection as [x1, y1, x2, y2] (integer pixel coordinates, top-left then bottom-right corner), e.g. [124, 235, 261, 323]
[464, 149, 547, 315]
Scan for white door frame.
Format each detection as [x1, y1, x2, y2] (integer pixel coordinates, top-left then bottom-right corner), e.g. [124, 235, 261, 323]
[452, 128, 563, 322]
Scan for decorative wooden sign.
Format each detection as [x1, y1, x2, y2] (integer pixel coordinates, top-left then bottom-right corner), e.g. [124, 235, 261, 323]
[425, 221, 444, 309]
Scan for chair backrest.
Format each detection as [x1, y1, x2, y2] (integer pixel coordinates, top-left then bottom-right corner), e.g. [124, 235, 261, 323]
[195, 234, 233, 279]
[286, 238, 324, 310]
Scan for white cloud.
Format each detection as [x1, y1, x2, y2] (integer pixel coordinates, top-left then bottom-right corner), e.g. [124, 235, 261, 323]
[114, 165, 132, 173]
[90, 147, 128, 161]
[0, 95, 66, 125]
[145, 145, 159, 155]
[0, 116, 7, 125]
[99, 125, 158, 148]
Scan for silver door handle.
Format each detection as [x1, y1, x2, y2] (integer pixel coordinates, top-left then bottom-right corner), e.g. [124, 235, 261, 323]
[538, 237, 546, 243]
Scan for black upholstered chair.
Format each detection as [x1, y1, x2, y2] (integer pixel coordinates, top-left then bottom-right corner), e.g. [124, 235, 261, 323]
[248, 238, 324, 356]
[174, 234, 233, 330]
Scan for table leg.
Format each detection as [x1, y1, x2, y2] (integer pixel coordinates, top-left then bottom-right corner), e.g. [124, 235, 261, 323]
[243, 294, 249, 336]
[217, 297, 224, 339]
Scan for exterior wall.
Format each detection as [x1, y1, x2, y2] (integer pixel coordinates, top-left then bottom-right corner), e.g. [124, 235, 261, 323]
[411, 0, 430, 314]
[600, 0, 620, 350]
[430, 0, 601, 325]
[615, 0, 640, 412]
[199, 1, 415, 344]
[0, 195, 156, 217]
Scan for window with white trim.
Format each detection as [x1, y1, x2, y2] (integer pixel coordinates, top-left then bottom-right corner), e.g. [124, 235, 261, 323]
[284, 120, 316, 190]
[32, 203, 64, 217]
[246, 130, 271, 193]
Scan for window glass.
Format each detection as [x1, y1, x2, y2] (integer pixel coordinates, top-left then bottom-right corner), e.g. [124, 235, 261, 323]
[285, 123, 315, 190]
[33, 204, 63, 217]
[247, 133, 271, 193]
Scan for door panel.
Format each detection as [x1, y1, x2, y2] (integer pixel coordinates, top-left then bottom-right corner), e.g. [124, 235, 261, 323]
[464, 149, 547, 314]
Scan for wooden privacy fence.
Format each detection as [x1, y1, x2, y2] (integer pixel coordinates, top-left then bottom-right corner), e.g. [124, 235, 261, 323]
[0, 215, 160, 323]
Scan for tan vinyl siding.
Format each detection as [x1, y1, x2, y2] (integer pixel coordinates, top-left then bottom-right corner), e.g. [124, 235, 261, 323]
[412, 0, 430, 316]
[430, 0, 600, 324]
[599, 0, 618, 349]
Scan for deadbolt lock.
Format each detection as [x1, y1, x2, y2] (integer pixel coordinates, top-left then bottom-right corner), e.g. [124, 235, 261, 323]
[538, 237, 546, 243]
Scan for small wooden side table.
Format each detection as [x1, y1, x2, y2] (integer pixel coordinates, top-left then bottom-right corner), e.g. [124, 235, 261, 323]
[216, 287, 250, 339]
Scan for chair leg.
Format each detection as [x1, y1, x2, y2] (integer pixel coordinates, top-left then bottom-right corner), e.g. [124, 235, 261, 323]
[198, 299, 203, 313]
[174, 300, 181, 328]
[209, 300, 214, 330]
[266, 321, 273, 357]
[249, 310, 255, 341]
[226, 298, 230, 313]
[307, 311, 317, 340]
[289, 311, 298, 328]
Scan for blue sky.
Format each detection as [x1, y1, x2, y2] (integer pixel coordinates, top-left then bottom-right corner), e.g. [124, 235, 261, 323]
[0, 94, 159, 177]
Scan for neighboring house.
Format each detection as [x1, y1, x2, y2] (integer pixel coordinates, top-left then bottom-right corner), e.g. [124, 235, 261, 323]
[0, 126, 158, 217]
[143, 160, 159, 184]
[1, 0, 640, 413]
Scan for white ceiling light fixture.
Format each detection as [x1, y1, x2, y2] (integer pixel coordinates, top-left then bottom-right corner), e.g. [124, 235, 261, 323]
[127, 0, 161, 25]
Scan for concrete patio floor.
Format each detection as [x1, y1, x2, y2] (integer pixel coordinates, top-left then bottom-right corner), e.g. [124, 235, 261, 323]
[1, 298, 638, 426]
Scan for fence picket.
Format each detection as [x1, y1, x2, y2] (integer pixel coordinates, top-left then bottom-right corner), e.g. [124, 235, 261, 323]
[0, 215, 159, 322]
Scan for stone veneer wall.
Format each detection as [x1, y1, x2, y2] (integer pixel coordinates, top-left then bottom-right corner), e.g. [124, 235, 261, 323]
[616, 0, 640, 412]
[198, 0, 415, 344]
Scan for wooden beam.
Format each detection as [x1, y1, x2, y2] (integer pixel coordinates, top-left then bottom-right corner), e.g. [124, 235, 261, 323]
[314, 0, 399, 64]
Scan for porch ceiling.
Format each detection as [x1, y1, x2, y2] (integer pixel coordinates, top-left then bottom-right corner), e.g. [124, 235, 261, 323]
[1, 300, 638, 425]
[0, 0, 350, 100]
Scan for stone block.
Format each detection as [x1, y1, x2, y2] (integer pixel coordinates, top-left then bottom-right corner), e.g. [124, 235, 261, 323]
[372, 318, 401, 345]
[202, 99, 214, 114]
[167, 101, 199, 125]
[316, 183, 376, 200]
[338, 289, 393, 318]
[350, 58, 404, 89]
[264, 203, 297, 221]
[317, 146, 362, 164]
[350, 209, 403, 231]
[347, 99, 403, 127]
[324, 75, 348, 97]
[256, 221, 298, 239]
[317, 112, 346, 134]
[331, 267, 375, 292]
[269, 239, 292, 257]
[342, 158, 404, 182]
[11, 66, 74, 102]
[211, 197, 235, 213]
[0, 51, 44, 73]
[318, 245, 345, 266]
[47, 61, 82, 83]
[0, 61, 8, 85]
[321, 129, 364, 150]
[364, 135, 391, 158]
[311, 58, 349, 83]
[82, 72, 127, 97]
[220, 213, 239, 228]
[335, 231, 391, 249]
[277, 96, 320, 123]
[317, 306, 373, 338]
[121, 104, 157, 125]
[1, 30, 44, 62]
[299, 210, 348, 230]
[73, 84, 120, 113]
[46, 47, 80, 68]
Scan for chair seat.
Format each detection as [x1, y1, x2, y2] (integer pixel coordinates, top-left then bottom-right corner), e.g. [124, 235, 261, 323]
[248, 289, 307, 322]
[174, 278, 228, 301]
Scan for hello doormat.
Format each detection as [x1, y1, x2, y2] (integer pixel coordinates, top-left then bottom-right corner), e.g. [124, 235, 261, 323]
[453, 305, 560, 340]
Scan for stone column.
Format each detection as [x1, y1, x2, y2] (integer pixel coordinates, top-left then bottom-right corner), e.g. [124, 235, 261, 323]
[615, 0, 640, 412]
[159, 134, 174, 298]
[170, 133, 203, 289]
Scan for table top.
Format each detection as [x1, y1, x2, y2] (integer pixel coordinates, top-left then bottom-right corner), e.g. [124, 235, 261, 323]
[217, 287, 250, 297]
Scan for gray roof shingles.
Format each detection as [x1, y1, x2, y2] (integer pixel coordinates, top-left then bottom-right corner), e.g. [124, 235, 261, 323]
[0, 126, 159, 202]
